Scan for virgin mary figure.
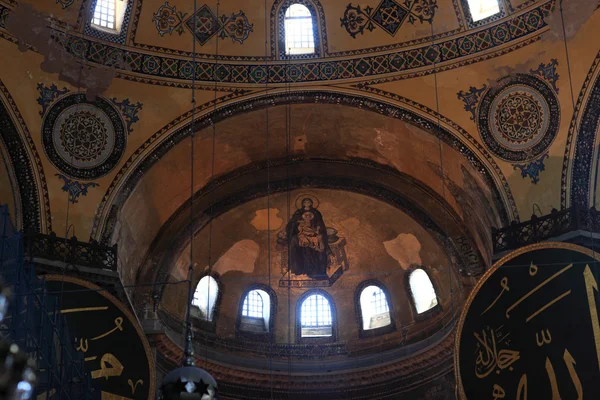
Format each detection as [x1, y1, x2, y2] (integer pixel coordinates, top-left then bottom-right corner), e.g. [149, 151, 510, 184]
[285, 197, 331, 279]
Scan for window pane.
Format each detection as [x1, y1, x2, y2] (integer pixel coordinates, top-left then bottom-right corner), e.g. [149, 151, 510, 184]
[92, 0, 117, 30]
[467, 0, 500, 22]
[243, 290, 264, 318]
[192, 276, 218, 321]
[409, 269, 439, 314]
[284, 4, 315, 55]
[360, 285, 391, 330]
[301, 294, 331, 327]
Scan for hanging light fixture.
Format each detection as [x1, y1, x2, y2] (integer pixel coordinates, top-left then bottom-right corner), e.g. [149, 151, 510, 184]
[158, 0, 217, 398]
[0, 281, 36, 400]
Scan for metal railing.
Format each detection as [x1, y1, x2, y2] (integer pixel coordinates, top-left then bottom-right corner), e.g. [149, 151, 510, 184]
[493, 207, 600, 254]
[24, 231, 117, 272]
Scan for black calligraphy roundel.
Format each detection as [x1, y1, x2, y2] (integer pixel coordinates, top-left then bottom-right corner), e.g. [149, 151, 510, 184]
[455, 242, 600, 400]
[45, 276, 155, 400]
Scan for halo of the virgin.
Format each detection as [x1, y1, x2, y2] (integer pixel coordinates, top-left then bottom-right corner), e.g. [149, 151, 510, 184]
[295, 194, 320, 209]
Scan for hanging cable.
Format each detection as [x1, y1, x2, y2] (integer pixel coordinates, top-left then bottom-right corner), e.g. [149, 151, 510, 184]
[285, 43, 293, 392]
[429, 13, 456, 332]
[263, 0, 274, 396]
[180, 0, 200, 368]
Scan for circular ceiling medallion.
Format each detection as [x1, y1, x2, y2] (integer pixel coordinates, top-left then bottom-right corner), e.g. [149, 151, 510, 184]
[42, 93, 126, 180]
[477, 74, 559, 162]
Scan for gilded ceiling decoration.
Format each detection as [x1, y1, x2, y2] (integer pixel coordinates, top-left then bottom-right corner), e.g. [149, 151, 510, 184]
[457, 59, 560, 184]
[56, 173, 99, 204]
[340, 0, 437, 38]
[183, 5, 253, 45]
[41, 92, 128, 180]
[0, 1, 554, 85]
[152, 2, 187, 36]
[478, 72, 559, 162]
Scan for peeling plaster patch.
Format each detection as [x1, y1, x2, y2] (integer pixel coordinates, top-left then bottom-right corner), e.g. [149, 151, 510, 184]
[544, 0, 597, 42]
[213, 240, 260, 274]
[293, 135, 307, 152]
[6, 3, 120, 100]
[251, 209, 283, 231]
[383, 233, 422, 270]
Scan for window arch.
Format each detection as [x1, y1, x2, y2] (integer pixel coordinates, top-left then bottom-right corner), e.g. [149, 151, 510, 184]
[355, 280, 395, 337]
[273, 0, 325, 59]
[192, 275, 218, 321]
[461, 0, 504, 28]
[91, 0, 127, 33]
[240, 289, 271, 333]
[359, 285, 391, 330]
[236, 284, 277, 339]
[466, 0, 500, 22]
[297, 291, 336, 340]
[284, 4, 315, 55]
[409, 268, 439, 315]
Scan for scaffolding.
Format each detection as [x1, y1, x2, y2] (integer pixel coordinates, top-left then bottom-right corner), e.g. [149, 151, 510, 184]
[0, 204, 94, 400]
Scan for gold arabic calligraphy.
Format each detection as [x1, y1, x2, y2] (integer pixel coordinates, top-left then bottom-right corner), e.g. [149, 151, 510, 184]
[474, 328, 520, 379]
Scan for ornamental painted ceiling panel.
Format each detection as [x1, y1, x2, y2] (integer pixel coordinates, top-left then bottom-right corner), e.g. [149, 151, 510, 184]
[134, 0, 260, 58]
[131, 0, 463, 60]
[40, 91, 128, 180]
[457, 59, 560, 185]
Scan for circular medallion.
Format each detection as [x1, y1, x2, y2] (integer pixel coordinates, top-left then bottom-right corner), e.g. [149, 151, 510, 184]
[44, 275, 155, 400]
[478, 74, 559, 162]
[455, 242, 600, 399]
[42, 94, 126, 180]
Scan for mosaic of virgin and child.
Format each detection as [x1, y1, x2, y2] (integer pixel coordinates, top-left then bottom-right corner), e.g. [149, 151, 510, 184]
[284, 197, 332, 280]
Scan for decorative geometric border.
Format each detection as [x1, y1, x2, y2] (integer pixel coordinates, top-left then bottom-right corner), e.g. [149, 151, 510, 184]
[6, 1, 552, 85]
[0, 79, 51, 233]
[295, 289, 338, 344]
[567, 52, 600, 209]
[83, 0, 133, 45]
[154, 329, 456, 398]
[354, 279, 397, 339]
[272, 0, 325, 60]
[477, 73, 560, 162]
[127, 0, 462, 60]
[235, 283, 278, 342]
[41, 93, 127, 180]
[92, 91, 514, 242]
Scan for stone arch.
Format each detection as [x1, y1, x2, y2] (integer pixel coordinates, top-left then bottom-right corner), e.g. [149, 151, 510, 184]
[0, 82, 50, 232]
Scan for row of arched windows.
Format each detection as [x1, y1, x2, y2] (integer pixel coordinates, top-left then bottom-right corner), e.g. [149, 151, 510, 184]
[192, 268, 439, 338]
[91, 1, 501, 48]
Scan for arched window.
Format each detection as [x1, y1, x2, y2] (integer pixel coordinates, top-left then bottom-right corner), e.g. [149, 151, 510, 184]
[300, 294, 332, 337]
[284, 4, 315, 55]
[359, 285, 391, 330]
[240, 289, 271, 333]
[192, 275, 218, 321]
[91, 0, 127, 33]
[409, 269, 439, 314]
[466, 0, 499, 22]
